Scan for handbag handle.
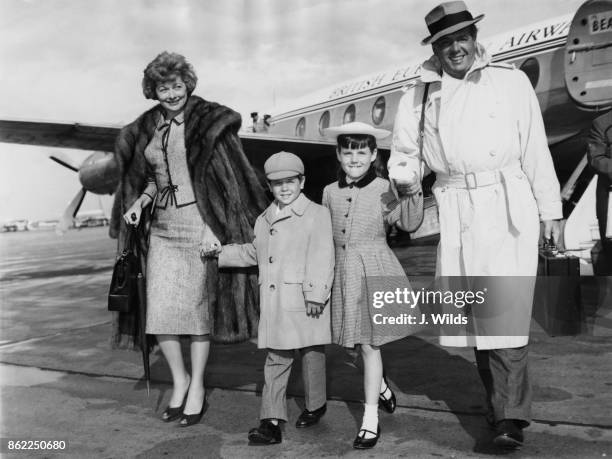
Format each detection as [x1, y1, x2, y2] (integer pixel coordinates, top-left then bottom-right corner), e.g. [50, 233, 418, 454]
[121, 224, 139, 256]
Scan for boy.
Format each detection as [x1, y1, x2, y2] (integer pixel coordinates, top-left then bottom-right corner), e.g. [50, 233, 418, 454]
[203, 151, 334, 445]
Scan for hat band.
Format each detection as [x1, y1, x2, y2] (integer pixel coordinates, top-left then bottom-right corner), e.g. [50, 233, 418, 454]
[427, 10, 474, 38]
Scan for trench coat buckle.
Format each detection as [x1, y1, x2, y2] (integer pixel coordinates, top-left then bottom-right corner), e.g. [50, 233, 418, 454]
[465, 172, 477, 189]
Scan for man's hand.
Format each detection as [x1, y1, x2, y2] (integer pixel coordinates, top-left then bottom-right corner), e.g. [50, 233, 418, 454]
[306, 301, 324, 317]
[392, 171, 421, 198]
[543, 219, 562, 246]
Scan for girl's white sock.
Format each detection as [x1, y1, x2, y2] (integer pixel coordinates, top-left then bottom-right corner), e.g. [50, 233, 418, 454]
[359, 403, 379, 439]
[380, 378, 392, 399]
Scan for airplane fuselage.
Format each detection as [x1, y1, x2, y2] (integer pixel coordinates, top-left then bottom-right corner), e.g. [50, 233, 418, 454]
[263, 13, 601, 149]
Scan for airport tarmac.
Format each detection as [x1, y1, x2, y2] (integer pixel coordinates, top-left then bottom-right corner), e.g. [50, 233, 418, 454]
[0, 227, 610, 458]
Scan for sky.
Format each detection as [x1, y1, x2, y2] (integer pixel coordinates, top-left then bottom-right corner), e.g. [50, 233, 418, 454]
[0, 0, 585, 222]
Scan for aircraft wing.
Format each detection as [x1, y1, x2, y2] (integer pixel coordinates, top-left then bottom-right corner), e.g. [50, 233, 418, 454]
[0, 119, 341, 159]
[0, 119, 120, 151]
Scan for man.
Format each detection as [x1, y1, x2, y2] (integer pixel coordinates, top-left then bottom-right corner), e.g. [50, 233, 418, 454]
[587, 111, 612, 273]
[389, 1, 562, 449]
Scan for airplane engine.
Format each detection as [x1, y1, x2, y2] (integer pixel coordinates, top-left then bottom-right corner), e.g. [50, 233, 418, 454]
[77, 152, 119, 195]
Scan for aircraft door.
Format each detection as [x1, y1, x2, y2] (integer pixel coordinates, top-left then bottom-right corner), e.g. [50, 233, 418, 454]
[565, 0, 612, 110]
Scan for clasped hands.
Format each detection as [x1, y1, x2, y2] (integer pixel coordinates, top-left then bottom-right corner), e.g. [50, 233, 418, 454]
[200, 241, 222, 258]
[391, 170, 421, 198]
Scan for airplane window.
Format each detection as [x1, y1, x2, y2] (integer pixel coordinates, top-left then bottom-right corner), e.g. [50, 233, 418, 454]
[343, 104, 356, 124]
[295, 117, 306, 137]
[371, 96, 386, 125]
[318, 111, 330, 135]
[519, 58, 540, 89]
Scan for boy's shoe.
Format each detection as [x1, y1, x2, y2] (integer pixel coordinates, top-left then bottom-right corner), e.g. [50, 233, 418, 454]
[248, 419, 282, 445]
[493, 419, 524, 449]
[295, 404, 327, 428]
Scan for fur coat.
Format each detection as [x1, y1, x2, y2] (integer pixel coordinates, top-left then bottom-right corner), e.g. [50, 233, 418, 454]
[109, 95, 269, 348]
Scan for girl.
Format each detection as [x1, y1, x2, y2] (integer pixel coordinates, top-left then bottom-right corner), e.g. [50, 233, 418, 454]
[322, 121, 423, 449]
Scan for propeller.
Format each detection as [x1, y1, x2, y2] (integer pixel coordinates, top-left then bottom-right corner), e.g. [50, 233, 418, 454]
[56, 188, 86, 235]
[50, 153, 87, 234]
[50, 152, 82, 172]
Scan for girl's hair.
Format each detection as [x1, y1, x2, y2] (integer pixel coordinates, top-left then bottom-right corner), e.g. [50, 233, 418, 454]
[335, 134, 388, 180]
[142, 51, 198, 100]
[336, 134, 377, 151]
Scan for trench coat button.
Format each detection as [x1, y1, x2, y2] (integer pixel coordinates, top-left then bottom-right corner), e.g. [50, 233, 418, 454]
[342, 244, 346, 249]
[270, 228, 276, 235]
[489, 150, 496, 157]
[341, 229, 346, 233]
[269, 256, 274, 263]
[347, 197, 352, 202]
[349, 184, 354, 189]
[270, 284, 276, 291]
[345, 213, 349, 218]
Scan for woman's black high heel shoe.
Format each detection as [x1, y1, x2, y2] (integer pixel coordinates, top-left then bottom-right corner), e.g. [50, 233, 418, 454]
[162, 393, 187, 422]
[378, 372, 397, 413]
[162, 377, 190, 422]
[179, 396, 207, 427]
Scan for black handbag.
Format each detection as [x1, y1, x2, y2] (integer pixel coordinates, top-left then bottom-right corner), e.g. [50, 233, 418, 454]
[108, 226, 140, 313]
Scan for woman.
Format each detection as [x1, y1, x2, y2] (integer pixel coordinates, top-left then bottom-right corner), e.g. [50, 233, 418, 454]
[110, 51, 268, 426]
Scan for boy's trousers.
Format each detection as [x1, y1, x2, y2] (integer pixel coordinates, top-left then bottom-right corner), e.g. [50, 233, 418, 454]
[260, 345, 326, 422]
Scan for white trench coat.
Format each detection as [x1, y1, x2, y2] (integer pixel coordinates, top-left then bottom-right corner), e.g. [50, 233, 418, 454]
[389, 45, 562, 350]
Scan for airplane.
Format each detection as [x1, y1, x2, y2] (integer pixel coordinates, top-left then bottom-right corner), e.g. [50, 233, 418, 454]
[0, 0, 611, 245]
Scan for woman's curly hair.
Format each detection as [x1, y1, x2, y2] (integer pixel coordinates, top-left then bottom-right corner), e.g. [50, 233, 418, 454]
[142, 51, 198, 100]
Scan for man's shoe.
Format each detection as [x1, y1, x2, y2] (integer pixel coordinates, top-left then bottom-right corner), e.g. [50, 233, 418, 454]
[295, 404, 327, 428]
[248, 419, 282, 445]
[353, 425, 381, 450]
[493, 419, 524, 449]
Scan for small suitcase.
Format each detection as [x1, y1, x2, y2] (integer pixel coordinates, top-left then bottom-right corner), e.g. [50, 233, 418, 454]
[533, 251, 583, 336]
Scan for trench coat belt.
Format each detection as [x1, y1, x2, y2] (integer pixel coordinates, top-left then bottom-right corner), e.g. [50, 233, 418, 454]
[436, 163, 525, 233]
[436, 163, 522, 190]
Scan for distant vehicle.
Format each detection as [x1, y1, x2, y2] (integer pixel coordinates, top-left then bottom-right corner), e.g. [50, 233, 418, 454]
[2, 219, 29, 232]
[74, 216, 109, 229]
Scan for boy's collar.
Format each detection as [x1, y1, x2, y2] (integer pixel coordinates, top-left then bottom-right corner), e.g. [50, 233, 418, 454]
[339, 166, 377, 188]
[264, 193, 308, 223]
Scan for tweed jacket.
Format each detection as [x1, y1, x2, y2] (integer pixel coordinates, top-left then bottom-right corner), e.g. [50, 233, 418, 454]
[110, 95, 269, 348]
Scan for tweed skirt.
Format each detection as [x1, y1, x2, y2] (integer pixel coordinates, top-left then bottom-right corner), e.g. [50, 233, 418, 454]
[145, 203, 210, 335]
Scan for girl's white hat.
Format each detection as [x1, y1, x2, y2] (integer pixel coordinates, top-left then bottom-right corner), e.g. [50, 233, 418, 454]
[323, 121, 391, 140]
